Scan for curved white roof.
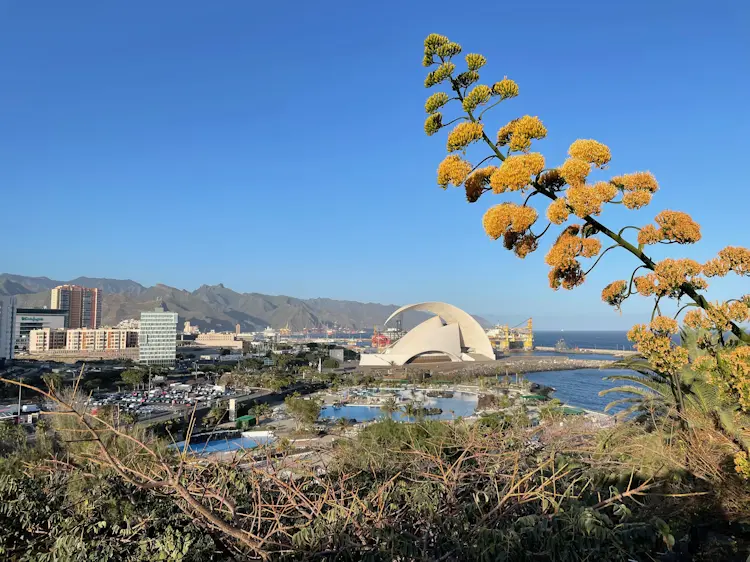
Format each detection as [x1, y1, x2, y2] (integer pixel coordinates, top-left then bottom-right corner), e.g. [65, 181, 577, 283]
[384, 302, 494, 361]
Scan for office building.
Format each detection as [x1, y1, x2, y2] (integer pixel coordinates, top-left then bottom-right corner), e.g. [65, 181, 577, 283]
[0, 296, 16, 362]
[139, 309, 178, 366]
[51, 285, 102, 329]
[13, 308, 68, 352]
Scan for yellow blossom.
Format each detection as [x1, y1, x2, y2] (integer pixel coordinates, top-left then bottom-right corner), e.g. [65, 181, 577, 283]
[703, 246, 750, 277]
[580, 237, 601, 258]
[489, 153, 544, 193]
[633, 275, 656, 296]
[633, 258, 706, 298]
[637, 224, 661, 245]
[683, 309, 712, 330]
[465, 53, 486, 71]
[511, 233, 538, 258]
[424, 113, 443, 136]
[559, 158, 590, 187]
[611, 171, 659, 193]
[545, 230, 583, 270]
[725, 347, 750, 410]
[653, 211, 701, 244]
[602, 280, 628, 309]
[627, 323, 689, 374]
[592, 181, 618, 203]
[462, 84, 492, 112]
[437, 155, 472, 188]
[425, 61, 456, 88]
[546, 198, 570, 225]
[464, 166, 497, 203]
[425, 92, 450, 114]
[482, 203, 538, 240]
[446, 122, 484, 152]
[492, 77, 519, 99]
[566, 185, 603, 217]
[691, 354, 717, 372]
[496, 116, 547, 152]
[622, 191, 652, 209]
[650, 316, 679, 336]
[548, 263, 585, 290]
[568, 139, 611, 168]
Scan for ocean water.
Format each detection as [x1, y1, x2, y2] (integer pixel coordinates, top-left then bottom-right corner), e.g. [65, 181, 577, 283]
[525, 368, 635, 413]
[321, 389, 478, 422]
[533, 331, 633, 350]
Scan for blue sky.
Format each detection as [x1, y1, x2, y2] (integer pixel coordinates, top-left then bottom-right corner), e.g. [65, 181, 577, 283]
[1, 0, 748, 329]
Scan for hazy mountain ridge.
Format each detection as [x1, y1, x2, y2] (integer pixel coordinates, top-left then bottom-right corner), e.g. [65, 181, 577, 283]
[0, 274, 489, 332]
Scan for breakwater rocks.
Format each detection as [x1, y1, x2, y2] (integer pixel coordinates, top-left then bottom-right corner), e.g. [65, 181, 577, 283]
[427, 356, 613, 376]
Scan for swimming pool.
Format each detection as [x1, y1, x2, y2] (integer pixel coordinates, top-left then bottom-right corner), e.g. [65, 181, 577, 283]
[173, 434, 275, 455]
[321, 389, 478, 422]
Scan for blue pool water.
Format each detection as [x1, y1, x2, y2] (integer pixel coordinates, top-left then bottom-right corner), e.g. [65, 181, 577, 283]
[525, 368, 635, 413]
[321, 390, 478, 422]
[174, 435, 274, 455]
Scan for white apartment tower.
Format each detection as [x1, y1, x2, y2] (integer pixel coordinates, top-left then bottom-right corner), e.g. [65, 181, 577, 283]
[0, 296, 17, 362]
[139, 309, 178, 366]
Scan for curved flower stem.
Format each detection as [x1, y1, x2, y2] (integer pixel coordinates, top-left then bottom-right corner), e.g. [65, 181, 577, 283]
[618, 225, 641, 237]
[673, 302, 697, 320]
[532, 222, 552, 240]
[469, 154, 498, 173]
[584, 244, 620, 276]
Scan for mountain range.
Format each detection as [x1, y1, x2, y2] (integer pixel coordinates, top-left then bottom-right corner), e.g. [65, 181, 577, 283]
[0, 274, 489, 332]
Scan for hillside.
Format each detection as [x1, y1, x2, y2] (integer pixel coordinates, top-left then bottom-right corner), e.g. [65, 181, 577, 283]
[1, 274, 488, 332]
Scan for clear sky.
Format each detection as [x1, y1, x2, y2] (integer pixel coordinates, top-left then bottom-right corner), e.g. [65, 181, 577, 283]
[1, 0, 748, 329]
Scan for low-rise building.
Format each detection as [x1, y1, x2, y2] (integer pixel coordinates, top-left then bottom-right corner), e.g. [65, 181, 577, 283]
[29, 328, 67, 352]
[195, 331, 251, 352]
[29, 327, 139, 355]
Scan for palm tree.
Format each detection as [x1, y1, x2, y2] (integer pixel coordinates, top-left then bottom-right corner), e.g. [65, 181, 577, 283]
[601, 328, 750, 449]
[381, 397, 399, 419]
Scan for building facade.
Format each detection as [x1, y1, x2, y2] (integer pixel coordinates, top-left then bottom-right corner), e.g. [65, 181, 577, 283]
[13, 308, 68, 352]
[139, 309, 178, 366]
[51, 285, 102, 329]
[0, 296, 17, 362]
[29, 327, 138, 353]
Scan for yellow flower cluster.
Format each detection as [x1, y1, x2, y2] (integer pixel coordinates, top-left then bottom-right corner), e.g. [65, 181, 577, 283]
[511, 233, 538, 258]
[482, 203, 538, 240]
[496, 116, 547, 152]
[601, 280, 628, 309]
[725, 347, 750, 410]
[492, 77, 519, 100]
[425, 61, 456, 87]
[425, 92, 450, 114]
[638, 211, 701, 245]
[446, 122, 484, 152]
[424, 113, 443, 136]
[546, 198, 570, 225]
[463, 84, 491, 112]
[683, 309, 712, 330]
[622, 191, 652, 209]
[568, 139, 611, 168]
[435, 41, 462, 58]
[566, 185, 605, 218]
[703, 246, 750, 277]
[691, 354, 717, 372]
[701, 301, 750, 331]
[611, 171, 659, 193]
[593, 181, 618, 203]
[464, 165, 497, 203]
[489, 153, 545, 193]
[437, 155, 472, 188]
[633, 258, 706, 297]
[544, 227, 600, 290]
[627, 323, 689, 374]
[559, 158, 590, 188]
[423, 34, 450, 66]
[465, 53, 486, 71]
[637, 224, 661, 245]
[650, 316, 679, 336]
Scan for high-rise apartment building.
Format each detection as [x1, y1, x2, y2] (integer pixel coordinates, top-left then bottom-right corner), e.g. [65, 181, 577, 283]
[139, 309, 178, 366]
[0, 296, 17, 362]
[51, 285, 102, 329]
